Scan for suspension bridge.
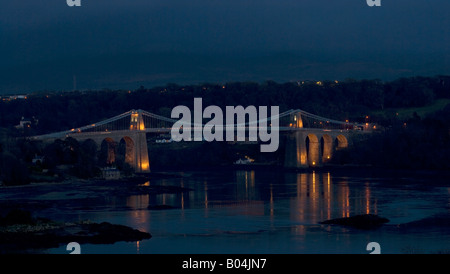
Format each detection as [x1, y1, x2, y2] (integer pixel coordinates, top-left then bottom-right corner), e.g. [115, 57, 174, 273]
[30, 108, 370, 173]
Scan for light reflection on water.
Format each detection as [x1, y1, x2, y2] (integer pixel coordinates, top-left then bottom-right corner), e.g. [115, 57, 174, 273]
[49, 169, 450, 254]
[124, 171, 379, 227]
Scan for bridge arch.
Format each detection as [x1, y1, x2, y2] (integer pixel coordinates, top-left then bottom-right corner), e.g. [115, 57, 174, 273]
[306, 133, 320, 167]
[118, 136, 135, 168]
[100, 137, 117, 166]
[81, 139, 98, 158]
[321, 134, 333, 163]
[335, 135, 348, 150]
[82, 138, 97, 147]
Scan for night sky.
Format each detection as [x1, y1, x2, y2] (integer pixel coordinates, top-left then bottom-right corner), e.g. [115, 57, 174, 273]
[0, 0, 449, 93]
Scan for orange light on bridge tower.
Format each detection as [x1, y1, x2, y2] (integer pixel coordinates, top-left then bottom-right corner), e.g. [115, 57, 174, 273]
[293, 113, 303, 128]
[130, 111, 147, 130]
[141, 162, 149, 171]
[130, 112, 139, 130]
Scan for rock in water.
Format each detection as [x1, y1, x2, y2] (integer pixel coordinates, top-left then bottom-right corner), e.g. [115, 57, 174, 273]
[1, 209, 35, 225]
[80, 222, 152, 244]
[320, 214, 389, 229]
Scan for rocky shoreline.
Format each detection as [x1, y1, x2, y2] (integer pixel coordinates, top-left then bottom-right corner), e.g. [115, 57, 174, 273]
[319, 214, 390, 230]
[0, 209, 151, 253]
[0, 177, 192, 214]
[0, 177, 190, 253]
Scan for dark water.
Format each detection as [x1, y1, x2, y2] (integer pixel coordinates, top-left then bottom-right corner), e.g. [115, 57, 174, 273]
[12, 169, 450, 254]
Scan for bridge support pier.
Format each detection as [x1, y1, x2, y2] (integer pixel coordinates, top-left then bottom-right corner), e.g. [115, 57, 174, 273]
[307, 135, 322, 167]
[284, 131, 325, 169]
[131, 131, 150, 173]
[284, 131, 309, 169]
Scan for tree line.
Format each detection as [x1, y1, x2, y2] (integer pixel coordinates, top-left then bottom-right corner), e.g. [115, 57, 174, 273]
[0, 75, 448, 136]
[0, 75, 449, 185]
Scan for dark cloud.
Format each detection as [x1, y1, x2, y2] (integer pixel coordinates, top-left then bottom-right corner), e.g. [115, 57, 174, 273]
[1, 0, 449, 92]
